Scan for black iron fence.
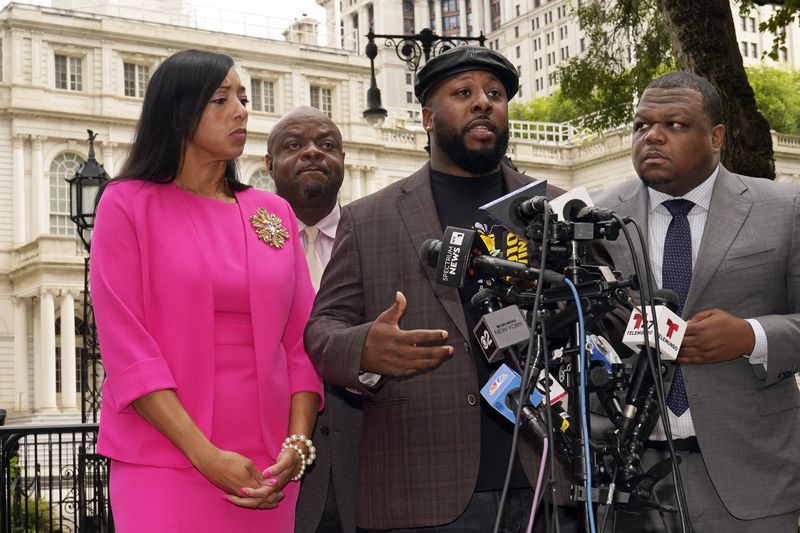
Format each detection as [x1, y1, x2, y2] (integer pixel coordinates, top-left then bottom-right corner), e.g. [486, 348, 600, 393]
[0, 424, 113, 533]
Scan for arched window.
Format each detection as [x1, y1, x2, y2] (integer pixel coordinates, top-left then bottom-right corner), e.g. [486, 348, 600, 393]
[49, 152, 85, 235]
[249, 168, 276, 192]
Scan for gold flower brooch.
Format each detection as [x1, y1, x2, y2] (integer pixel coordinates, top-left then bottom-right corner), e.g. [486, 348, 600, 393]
[250, 208, 290, 249]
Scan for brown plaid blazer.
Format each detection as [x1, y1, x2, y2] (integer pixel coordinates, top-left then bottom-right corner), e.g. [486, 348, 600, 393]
[304, 162, 569, 529]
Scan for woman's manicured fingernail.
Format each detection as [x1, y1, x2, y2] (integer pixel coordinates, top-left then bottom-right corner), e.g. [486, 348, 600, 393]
[267, 477, 278, 486]
[240, 487, 250, 495]
[262, 469, 272, 477]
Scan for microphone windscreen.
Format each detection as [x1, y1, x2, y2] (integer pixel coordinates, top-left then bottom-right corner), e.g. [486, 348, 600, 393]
[419, 239, 440, 267]
[653, 288, 680, 312]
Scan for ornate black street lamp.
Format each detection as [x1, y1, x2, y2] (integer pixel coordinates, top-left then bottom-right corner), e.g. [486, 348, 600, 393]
[66, 130, 110, 424]
[363, 26, 486, 127]
[67, 130, 110, 252]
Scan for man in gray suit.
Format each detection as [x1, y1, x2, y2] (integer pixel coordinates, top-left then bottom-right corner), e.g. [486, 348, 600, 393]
[594, 72, 800, 531]
[305, 47, 584, 531]
[268, 106, 363, 533]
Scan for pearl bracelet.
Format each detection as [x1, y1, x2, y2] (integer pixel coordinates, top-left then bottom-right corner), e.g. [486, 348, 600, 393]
[283, 434, 317, 467]
[281, 442, 307, 481]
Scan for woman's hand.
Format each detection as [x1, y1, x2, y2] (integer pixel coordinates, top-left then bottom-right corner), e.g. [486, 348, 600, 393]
[195, 447, 284, 509]
[238, 446, 303, 504]
[195, 447, 262, 493]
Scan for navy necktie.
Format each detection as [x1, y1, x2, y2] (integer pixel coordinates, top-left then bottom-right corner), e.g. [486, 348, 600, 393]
[662, 199, 694, 416]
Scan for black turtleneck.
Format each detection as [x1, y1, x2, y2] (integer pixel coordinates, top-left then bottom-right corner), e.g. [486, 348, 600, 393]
[429, 167, 531, 492]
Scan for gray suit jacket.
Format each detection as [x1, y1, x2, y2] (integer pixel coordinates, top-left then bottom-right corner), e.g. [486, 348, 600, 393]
[304, 163, 567, 529]
[594, 166, 800, 520]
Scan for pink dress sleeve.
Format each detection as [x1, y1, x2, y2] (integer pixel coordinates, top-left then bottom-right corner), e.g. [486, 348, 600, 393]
[90, 182, 177, 413]
[280, 201, 324, 405]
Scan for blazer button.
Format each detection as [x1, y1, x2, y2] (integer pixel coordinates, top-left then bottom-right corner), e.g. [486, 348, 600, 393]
[467, 394, 477, 406]
[320, 426, 330, 436]
[464, 342, 470, 353]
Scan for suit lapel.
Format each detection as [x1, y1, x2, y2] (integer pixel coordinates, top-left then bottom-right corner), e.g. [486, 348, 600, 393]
[397, 163, 469, 339]
[683, 169, 752, 316]
[607, 181, 653, 291]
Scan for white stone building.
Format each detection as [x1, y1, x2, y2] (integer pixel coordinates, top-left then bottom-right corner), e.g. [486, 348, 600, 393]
[0, 0, 798, 425]
[319, 0, 800, 104]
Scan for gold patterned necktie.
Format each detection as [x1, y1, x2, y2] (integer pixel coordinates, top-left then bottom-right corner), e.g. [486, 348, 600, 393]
[302, 226, 324, 292]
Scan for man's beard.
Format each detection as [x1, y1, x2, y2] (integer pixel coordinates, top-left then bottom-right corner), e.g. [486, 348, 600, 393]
[297, 179, 328, 201]
[433, 124, 509, 175]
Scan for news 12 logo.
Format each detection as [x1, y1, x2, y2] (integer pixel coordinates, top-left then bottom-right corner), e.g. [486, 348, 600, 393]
[631, 312, 681, 339]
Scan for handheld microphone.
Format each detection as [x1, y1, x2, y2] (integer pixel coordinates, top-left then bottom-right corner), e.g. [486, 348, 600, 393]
[419, 227, 565, 288]
[479, 179, 549, 236]
[547, 186, 622, 223]
[482, 364, 575, 465]
[586, 334, 626, 429]
[470, 289, 530, 367]
[620, 289, 685, 433]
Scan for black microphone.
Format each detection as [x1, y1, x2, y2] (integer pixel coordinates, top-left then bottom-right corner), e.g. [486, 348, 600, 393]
[620, 288, 682, 434]
[570, 206, 618, 222]
[420, 232, 565, 287]
[517, 196, 551, 219]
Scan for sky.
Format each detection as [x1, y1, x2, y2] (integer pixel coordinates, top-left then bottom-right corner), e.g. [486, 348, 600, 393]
[0, 0, 329, 43]
[189, 0, 326, 25]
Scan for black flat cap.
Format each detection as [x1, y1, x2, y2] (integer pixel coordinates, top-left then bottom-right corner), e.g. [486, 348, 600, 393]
[414, 46, 519, 104]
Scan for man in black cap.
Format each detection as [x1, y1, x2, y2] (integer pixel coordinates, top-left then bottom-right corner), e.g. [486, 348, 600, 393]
[305, 46, 579, 532]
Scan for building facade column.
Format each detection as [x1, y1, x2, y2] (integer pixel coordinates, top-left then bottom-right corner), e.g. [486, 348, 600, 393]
[349, 164, 365, 202]
[101, 141, 116, 177]
[34, 289, 58, 412]
[12, 135, 26, 245]
[31, 136, 47, 238]
[458, 0, 468, 34]
[364, 166, 381, 195]
[292, 68, 304, 107]
[435, 1, 443, 33]
[59, 290, 78, 412]
[13, 297, 30, 413]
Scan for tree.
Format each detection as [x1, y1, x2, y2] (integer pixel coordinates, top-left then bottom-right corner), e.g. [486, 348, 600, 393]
[746, 66, 800, 134]
[558, 0, 800, 179]
[508, 90, 581, 123]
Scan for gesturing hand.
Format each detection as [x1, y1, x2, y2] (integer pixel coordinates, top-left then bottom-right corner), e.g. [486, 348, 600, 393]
[677, 308, 755, 364]
[362, 291, 454, 378]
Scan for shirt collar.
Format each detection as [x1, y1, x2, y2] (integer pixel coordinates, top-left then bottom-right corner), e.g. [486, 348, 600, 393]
[648, 164, 719, 214]
[298, 203, 340, 240]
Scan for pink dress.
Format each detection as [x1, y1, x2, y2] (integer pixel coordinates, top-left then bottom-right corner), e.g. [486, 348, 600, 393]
[109, 190, 298, 531]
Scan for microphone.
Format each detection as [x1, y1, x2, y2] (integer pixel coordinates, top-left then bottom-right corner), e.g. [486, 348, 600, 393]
[571, 206, 618, 223]
[420, 227, 565, 288]
[479, 179, 549, 236]
[470, 289, 530, 367]
[481, 363, 575, 464]
[546, 185, 622, 223]
[619, 289, 686, 433]
[621, 289, 686, 361]
[586, 334, 626, 429]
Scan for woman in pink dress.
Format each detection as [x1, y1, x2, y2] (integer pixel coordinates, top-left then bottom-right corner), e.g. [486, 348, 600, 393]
[90, 49, 323, 532]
